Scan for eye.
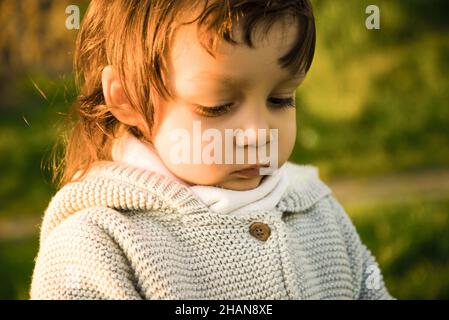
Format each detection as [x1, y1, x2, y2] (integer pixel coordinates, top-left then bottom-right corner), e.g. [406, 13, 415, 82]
[268, 97, 296, 109]
[193, 96, 296, 117]
[194, 103, 234, 117]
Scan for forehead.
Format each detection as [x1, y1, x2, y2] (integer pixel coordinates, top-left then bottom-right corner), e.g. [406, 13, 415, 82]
[168, 15, 302, 91]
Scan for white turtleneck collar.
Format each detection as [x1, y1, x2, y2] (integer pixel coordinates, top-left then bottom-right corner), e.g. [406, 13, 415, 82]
[111, 131, 289, 217]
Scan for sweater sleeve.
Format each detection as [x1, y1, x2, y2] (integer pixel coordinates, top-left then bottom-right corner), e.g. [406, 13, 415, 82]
[327, 195, 395, 300]
[30, 211, 143, 300]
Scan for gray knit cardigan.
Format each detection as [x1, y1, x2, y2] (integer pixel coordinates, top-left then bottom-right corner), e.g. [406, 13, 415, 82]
[30, 161, 393, 299]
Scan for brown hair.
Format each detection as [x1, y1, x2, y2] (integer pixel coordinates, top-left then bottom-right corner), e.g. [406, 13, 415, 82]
[54, 0, 316, 187]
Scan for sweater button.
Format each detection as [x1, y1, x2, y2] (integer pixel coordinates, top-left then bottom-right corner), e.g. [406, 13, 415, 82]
[249, 222, 271, 241]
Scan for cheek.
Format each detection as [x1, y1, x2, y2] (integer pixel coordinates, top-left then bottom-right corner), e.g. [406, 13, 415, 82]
[277, 110, 297, 162]
[152, 106, 230, 184]
[152, 105, 191, 165]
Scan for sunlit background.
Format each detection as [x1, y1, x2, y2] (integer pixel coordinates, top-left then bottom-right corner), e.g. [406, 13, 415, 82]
[1, 0, 448, 299]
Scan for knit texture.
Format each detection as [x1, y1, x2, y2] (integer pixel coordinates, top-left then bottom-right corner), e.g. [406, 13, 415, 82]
[30, 161, 393, 300]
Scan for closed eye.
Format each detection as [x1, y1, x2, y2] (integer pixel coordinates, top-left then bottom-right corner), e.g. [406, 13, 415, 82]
[193, 103, 235, 117]
[268, 97, 296, 109]
[194, 96, 296, 117]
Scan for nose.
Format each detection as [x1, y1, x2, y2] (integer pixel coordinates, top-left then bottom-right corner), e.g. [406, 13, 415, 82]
[235, 102, 272, 148]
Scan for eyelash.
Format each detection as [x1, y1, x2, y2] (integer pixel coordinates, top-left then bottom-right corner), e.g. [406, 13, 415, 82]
[195, 97, 296, 117]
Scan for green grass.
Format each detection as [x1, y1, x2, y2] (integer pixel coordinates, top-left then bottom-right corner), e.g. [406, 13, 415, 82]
[0, 235, 39, 300]
[349, 198, 449, 299]
[291, 0, 449, 178]
[0, 75, 75, 218]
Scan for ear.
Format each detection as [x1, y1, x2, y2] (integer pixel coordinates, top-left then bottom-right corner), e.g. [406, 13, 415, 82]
[101, 66, 145, 129]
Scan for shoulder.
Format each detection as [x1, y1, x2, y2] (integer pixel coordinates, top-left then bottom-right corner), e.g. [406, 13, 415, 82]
[277, 161, 333, 212]
[41, 207, 123, 250]
[283, 161, 321, 181]
[279, 162, 358, 231]
[281, 162, 354, 224]
[31, 207, 143, 299]
[34, 207, 135, 285]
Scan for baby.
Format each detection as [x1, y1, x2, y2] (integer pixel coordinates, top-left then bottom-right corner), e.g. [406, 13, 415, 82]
[30, 0, 393, 299]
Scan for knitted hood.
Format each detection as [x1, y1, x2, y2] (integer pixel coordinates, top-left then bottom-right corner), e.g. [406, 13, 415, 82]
[38, 161, 331, 245]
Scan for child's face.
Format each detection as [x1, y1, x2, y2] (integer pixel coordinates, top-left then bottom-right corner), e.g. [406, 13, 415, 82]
[151, 17, 303, 190]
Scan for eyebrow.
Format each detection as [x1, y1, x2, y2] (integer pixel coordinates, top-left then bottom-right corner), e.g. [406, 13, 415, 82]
[187, 72, 240, 87]
[188, 71, 304, 87]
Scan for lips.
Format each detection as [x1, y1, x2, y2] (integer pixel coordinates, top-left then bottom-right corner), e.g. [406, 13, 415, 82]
[231, 164, 270, 178]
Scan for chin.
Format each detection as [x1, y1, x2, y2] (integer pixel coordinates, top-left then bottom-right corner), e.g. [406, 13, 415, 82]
[217, 176, 264, 191]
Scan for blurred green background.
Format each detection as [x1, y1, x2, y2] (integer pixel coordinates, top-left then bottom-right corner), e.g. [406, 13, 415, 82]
[1, 0, 448, 299]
